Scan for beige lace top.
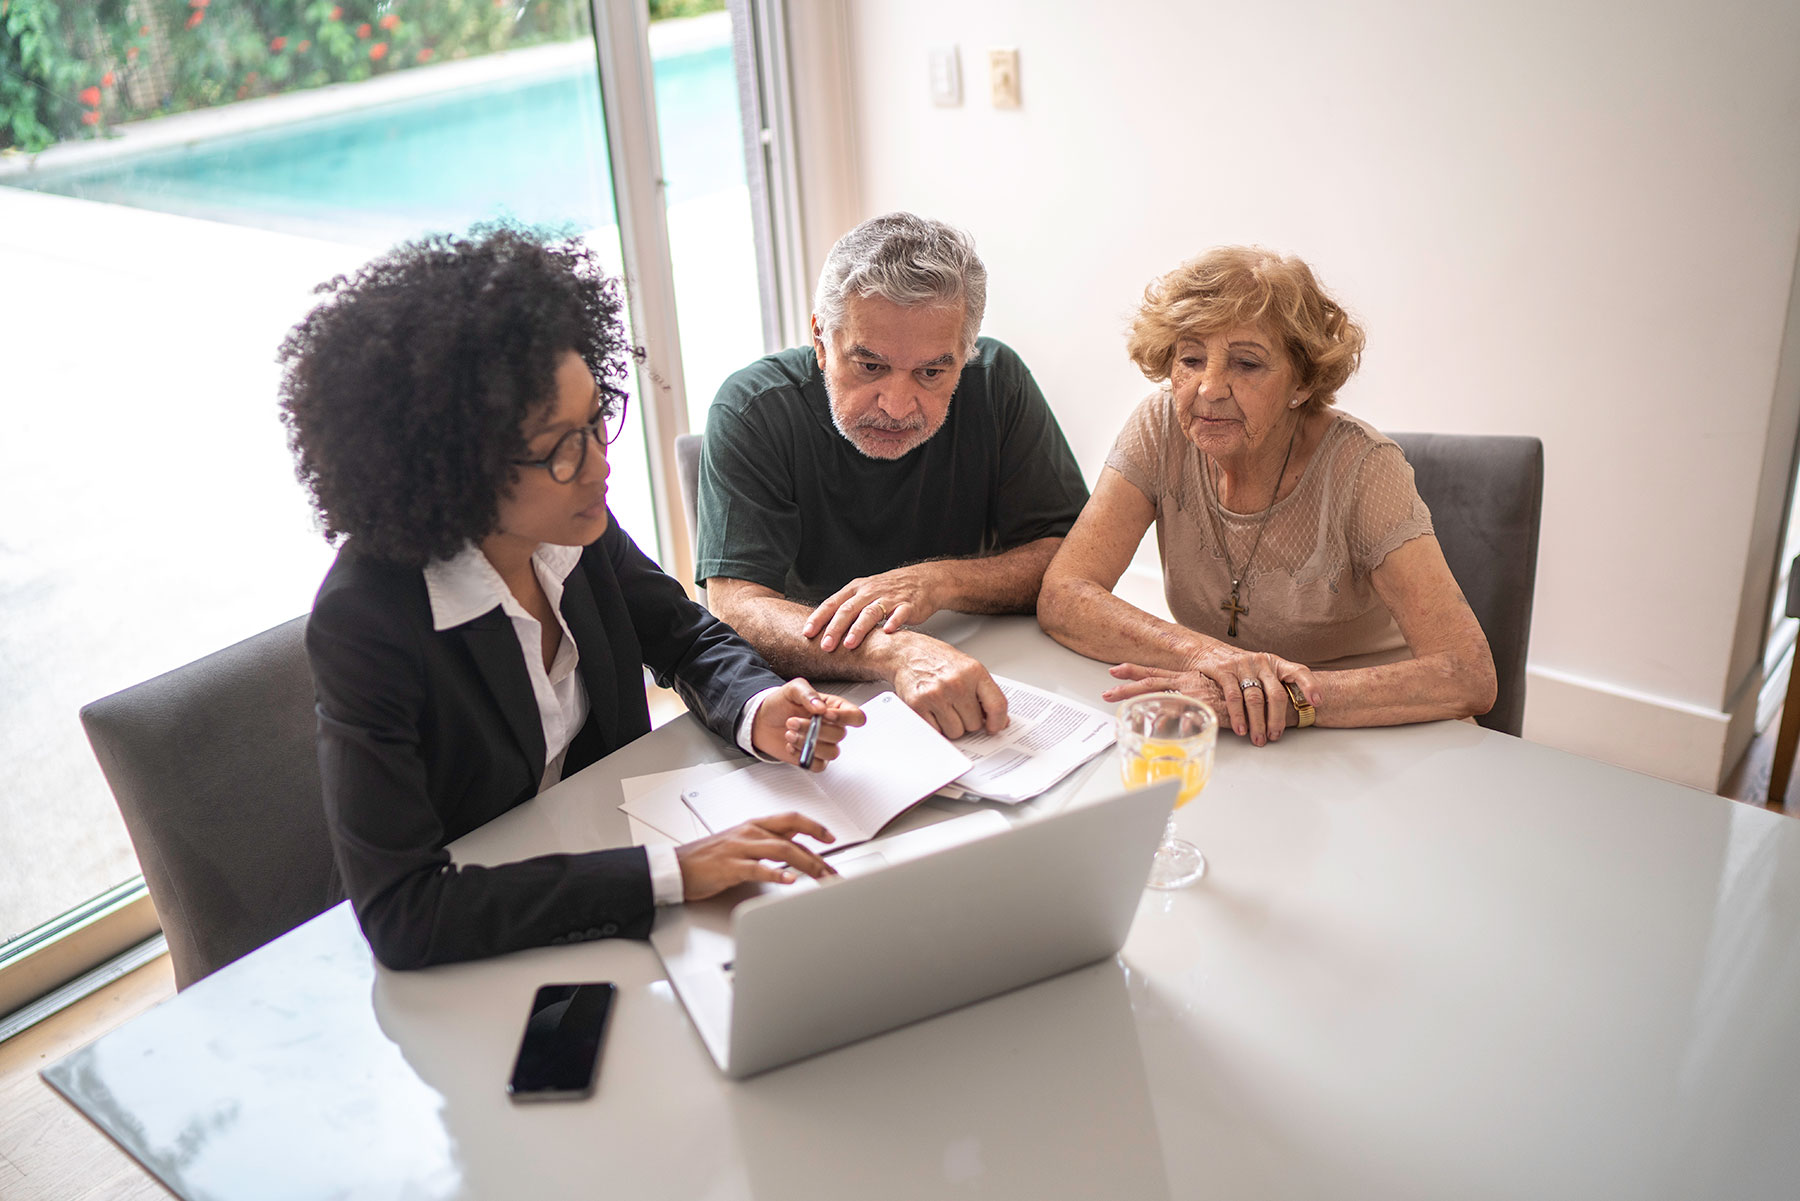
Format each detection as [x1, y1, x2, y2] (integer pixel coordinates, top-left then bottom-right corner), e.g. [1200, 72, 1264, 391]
[1105, 389, 1434, 670]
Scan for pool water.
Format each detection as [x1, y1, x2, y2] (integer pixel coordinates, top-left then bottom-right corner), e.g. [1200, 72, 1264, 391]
[14, 43, 743, 246]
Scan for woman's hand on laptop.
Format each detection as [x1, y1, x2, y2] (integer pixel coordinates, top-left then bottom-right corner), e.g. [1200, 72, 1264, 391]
[676, 813, 839, 900]
[750, 678, 865, 771]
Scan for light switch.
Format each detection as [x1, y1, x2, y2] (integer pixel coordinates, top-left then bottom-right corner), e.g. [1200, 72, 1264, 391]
[929, 46, 962, 107]
[988, 47, 1020, 109]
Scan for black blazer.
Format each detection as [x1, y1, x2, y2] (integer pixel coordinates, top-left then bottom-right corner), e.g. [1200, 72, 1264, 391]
[306, 519, 783, 969]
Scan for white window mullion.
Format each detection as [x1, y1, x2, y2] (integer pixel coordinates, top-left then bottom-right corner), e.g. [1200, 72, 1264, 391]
[730, 0, 813, 351]
[591, 0, 691, 584]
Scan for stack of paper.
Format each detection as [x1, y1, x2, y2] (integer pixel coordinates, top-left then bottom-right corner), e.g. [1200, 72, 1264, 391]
[619, 676, 1116, 854]
[679, 692, 972, 852]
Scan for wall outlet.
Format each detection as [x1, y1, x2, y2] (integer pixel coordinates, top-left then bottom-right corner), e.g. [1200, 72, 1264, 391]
[988, 47, 1020, 108]
[929, 46, 962, 107]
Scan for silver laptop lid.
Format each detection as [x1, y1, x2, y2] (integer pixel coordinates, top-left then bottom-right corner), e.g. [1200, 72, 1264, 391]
[724, 780, 1177, 1078]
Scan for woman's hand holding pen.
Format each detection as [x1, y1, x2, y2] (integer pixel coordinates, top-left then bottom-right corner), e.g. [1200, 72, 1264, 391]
[749, 677, 864, 772]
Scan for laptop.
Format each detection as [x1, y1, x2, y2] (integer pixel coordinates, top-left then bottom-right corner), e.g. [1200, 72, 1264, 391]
[650, 780, 1179, 1079]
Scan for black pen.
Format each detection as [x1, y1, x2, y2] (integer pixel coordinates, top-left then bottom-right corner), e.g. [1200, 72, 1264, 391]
[798, 714, 824, 769]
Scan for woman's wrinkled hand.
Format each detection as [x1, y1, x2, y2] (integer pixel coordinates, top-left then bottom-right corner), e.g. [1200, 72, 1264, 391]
[1103, 647, 1320, 746]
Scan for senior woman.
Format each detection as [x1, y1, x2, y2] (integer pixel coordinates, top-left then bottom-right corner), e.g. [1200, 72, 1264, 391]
[1038, 247, 1495, 746]
[280, 225, 860, 969]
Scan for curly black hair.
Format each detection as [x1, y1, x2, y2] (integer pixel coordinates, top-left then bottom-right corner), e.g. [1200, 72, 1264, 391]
[278, 223, 632, 567]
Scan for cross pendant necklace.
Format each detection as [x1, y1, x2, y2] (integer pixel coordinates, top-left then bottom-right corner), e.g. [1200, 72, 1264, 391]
[1221, 583, 1249, 637]
[1204, 417, 1302, 641]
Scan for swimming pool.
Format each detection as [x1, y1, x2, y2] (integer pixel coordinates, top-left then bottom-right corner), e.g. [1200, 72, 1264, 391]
[10, 41, 743, 246]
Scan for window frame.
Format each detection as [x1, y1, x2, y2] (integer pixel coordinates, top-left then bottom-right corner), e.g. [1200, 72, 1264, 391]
[2, 0, 804, 1031]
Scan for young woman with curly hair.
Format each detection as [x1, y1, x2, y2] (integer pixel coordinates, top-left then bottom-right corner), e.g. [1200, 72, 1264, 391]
[280, 225, 861, 970]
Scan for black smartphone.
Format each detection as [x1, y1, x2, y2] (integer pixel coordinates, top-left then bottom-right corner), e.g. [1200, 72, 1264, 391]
[506, 982, 616, 1102]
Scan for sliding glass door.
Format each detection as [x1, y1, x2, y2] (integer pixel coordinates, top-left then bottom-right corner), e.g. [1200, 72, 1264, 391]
[0, 0, 772, 1008]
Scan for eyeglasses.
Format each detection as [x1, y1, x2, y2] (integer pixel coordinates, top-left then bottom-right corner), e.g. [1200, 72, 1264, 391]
[510, 396, 630, 484]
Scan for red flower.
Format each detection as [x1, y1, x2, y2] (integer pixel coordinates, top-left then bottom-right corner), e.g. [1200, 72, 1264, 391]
[245, 71, 258, 84]
[79, 85, 101, 106]
[185, 8, 203, 28]
[270, 36, 286, 51]
[416, 46, 434, 63]
[127, 46, 139, 62]
[138, 23, 149, 34]
[379, 13, 398, 30]
[101, 71, 115, 87]
[328, 6, 341, 19]
[82, 110, 101, 125]
[356, 22, 370, 37]
[236, 85, 248, 99]
[369, 41, 388, 60]
[297, 39, 311, 52]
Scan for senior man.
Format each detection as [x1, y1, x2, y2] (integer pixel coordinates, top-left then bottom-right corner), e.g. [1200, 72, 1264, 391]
[696, 212, 1089, 737]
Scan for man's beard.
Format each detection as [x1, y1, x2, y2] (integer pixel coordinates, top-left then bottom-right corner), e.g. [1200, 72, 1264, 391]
[825, 379, 936, 461]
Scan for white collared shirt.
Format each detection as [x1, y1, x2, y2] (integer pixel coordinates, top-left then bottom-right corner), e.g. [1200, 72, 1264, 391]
[423, 543, 780, 907]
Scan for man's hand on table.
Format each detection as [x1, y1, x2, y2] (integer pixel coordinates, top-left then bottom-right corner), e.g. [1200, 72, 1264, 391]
[886, 633, 1009, 739]
[802, 563, 950, 651]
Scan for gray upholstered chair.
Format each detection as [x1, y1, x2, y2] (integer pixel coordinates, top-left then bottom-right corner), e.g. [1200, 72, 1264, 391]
[1767, 560, 1800, 807]
[80, 616, 341, 989]
[675, 433, 704, 552]
[1388, 433, 1545, 737]
[676, 432, 706, 605]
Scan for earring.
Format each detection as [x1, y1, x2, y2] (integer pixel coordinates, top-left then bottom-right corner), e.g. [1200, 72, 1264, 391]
[1289, 398, 1303, 408]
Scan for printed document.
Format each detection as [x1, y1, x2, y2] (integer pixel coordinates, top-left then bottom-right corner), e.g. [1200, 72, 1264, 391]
[947, 677, 1116, 803]
[836, 675, 1116, 804]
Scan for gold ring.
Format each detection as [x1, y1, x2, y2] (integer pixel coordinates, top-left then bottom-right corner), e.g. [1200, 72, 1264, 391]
[869, 600, 888, 623]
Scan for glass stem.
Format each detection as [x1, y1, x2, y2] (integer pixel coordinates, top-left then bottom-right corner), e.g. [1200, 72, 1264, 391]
[1160, 812, 1181, 852]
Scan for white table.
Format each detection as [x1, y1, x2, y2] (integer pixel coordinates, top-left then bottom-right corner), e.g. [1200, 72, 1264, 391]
[44, 616, 1800, 1200]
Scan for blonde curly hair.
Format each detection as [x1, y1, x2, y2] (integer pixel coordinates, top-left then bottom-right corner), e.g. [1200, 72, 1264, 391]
[1126, 246, 1365, 409]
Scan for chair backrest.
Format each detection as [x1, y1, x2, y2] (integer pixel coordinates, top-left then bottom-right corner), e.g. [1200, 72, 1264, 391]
[676, 432, 706, 605]
[675, 433, 704, 553]
[1387, 433, 1545, 737]
[80, 616, 341, 989]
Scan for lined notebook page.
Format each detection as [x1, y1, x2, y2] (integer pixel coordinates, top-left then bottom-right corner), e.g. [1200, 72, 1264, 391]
[680, 693, 972, 851]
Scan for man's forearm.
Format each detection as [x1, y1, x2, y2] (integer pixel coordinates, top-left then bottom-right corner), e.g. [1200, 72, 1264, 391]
[713, 590, 918, 683]
[925, 536, 1063, 615]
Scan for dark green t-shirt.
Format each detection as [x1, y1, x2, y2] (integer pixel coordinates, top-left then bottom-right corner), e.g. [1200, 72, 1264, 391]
[696, 338, 1090, 603]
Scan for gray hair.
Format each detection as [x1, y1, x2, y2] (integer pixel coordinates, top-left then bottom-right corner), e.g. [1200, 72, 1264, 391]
[813, 213, 987, 354]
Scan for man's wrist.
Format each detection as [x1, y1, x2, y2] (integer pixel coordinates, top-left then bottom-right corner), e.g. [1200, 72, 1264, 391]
[863, 627, 929, 680]
[909, 560, 953, 615]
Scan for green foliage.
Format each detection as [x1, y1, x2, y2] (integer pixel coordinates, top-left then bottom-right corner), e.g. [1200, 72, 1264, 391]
[2, 0, 137, 152]
[0, 0, 604, 154]
[648, 0, 723, 19]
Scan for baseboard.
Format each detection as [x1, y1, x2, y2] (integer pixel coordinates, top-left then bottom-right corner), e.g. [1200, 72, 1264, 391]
[1521, 665, 1735, 792]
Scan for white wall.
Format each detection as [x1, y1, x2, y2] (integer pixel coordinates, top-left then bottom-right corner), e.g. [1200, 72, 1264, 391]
[787, 0, 1800, 788]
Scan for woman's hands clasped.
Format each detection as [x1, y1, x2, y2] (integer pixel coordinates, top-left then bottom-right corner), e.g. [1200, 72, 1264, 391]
[1102, 646, 1321, 747]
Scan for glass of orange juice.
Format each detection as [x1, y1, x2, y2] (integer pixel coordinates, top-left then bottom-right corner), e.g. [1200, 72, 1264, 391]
[1116, 692, 1217, 889]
